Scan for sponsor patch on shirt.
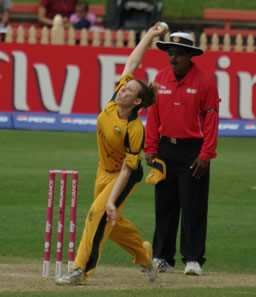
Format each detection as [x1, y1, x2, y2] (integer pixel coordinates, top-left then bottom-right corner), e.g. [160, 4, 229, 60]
[186, 88, 197, 94]
[159, 90, 172, 94]
[158, 85, 172, 94]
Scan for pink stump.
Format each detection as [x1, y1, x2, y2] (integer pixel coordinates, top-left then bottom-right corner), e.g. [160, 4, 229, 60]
[68, 171, 78, 272]
[43, 171, 56, 277]
[55, 172, 67, 278]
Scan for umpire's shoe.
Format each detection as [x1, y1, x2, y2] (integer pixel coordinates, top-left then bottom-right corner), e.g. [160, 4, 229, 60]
[56, 267, 86, 285]
[184, 261, 202, 275]
[142, 241, 158, 282]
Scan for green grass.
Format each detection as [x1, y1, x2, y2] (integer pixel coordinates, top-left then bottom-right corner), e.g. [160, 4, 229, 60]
[4, 1, 256, 295]
[12, 0, 256, 19]
[0, 130, 256, 296]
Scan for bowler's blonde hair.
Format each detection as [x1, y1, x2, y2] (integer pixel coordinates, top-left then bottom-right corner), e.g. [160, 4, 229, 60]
[134, 80, 158, 111]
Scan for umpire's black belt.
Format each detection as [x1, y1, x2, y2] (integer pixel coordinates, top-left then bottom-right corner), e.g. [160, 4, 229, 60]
[162, 136, 203, 145]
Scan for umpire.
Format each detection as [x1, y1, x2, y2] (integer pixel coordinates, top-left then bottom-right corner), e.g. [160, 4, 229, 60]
[144, 32, 220, 275]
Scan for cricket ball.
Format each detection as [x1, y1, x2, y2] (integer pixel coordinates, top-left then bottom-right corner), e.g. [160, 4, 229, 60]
[158, 22, 169, 31]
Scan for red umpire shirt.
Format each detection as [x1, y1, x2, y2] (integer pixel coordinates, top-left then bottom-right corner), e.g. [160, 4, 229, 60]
[144, 62, 220, 162]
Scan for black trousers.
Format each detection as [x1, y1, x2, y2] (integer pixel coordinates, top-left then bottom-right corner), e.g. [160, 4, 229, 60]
[152, 136, 210, 267]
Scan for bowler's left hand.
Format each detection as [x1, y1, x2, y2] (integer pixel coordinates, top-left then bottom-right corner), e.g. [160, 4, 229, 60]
[190, 158, 209, 179]
[106, 201, 117, 226]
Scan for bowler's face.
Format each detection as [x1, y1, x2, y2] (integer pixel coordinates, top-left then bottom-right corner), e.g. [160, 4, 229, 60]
[115, 80, 142, 108]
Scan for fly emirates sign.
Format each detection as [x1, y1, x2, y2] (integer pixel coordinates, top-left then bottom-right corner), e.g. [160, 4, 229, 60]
[0, 43, 255, 120]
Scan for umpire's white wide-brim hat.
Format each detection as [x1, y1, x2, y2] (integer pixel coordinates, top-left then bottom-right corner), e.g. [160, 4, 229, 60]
[156, 32, 204, 56]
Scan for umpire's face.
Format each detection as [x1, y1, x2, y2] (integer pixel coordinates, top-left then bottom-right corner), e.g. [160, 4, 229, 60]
[167, 46, 193, 75]
[115, 80, 142, 109]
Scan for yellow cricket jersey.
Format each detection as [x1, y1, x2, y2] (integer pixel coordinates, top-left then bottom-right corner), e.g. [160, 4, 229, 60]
[97, 74, 144, 172]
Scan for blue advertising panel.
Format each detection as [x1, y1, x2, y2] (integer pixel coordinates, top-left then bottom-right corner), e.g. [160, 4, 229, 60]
[1, 112, 256, 137]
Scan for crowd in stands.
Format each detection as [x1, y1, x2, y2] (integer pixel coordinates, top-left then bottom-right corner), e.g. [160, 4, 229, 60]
[37, 0, 103, 30]
[0, 0, 104, 32]
[0, 0, 161, 33]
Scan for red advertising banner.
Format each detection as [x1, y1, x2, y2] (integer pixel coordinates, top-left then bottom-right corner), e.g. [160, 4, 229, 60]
[0, 43, 256, 120]
[195, 51, 256, 120]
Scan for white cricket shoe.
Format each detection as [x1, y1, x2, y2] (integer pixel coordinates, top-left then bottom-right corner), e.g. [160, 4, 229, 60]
[153, 258, 174, 273]
[56, 267, 86, 285]
[184, 261, 202, 275]
[142, 241, 158, 282]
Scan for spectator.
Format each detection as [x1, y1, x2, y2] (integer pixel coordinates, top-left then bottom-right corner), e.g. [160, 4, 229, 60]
[144, 32, 220, 275]
[0, 0, 12, 28]
[38, 0, 78, 28]
[69, 1, 91, 30]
